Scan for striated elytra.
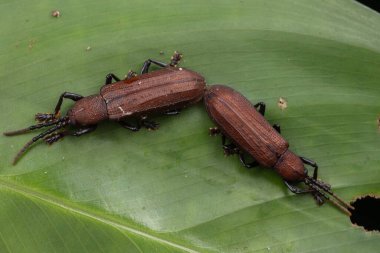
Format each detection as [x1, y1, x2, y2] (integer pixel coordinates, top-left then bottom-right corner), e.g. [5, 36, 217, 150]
[4, 52, 206, 164]
[204, 84, 354, 215]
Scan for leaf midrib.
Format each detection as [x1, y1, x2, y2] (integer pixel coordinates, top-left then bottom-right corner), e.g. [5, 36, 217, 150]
[0, 177, 200, 253]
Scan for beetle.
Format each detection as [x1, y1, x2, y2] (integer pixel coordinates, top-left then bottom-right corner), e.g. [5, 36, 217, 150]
[204, 84, 353, 215]
[4, 52, 206, 164]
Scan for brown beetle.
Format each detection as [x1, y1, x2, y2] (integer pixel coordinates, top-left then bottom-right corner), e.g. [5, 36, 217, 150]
[4, 52, 206, 164]
[204, 84, 353, 215]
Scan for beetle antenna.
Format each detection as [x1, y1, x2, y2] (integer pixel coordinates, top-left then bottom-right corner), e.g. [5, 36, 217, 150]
[305, 176, 354, 216]
[3, 119, 60, 136]
[11, 117, 70, 165]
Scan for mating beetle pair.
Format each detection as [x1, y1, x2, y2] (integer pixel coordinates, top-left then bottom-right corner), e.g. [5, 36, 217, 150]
[4, 52, 353, 215]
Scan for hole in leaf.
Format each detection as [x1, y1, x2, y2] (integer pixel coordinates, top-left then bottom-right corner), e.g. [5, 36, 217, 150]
[350, 195, 380, 232]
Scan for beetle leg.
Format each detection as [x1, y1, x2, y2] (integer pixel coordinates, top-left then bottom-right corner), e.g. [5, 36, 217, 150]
[239, 153, 258, 168]
[44, 131, 69, 145]
[53, 92, 83, 118]
[35, 113, 58, 123]
[169, 51, 182, 67]
[44, 125, 97, 144]
[71, 125, 97, 136]
[273, 124, 281, 133]
[300, 156, 318, 179]
[284, 181, 314, 194]
[141, 51, 183, 74]
[254, 102, 266, 116]
[141, 59, 167, 74]
[119, 121, 140, 132]
[105, 73, 121, 85]
[209, 127, 221, 136]
[125, 70, 137, 80]
[139, 116, 159, 130]
[163, 109, 181, 116]
[36, 92, 83, 121]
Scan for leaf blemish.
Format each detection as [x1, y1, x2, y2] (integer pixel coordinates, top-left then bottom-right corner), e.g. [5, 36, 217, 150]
[277, 97, 288, 110]
[51, 10, 60, 18]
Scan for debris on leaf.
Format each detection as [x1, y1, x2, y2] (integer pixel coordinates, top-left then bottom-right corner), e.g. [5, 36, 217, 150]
[277, 97, 288, 110]
[159, 50, 164, 55]
[28, 39, 37, 49]
[86, 46, 92, 51]
[51, 10, 60, 17]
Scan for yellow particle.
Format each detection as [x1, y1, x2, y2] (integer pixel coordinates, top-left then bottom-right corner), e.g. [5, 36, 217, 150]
[277, 97, 288, 110]
[51, 10, 60, 17]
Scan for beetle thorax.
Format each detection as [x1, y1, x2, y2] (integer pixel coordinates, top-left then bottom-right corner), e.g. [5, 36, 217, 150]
[67, 95, 108, 126]
[274, 150, 306, 182]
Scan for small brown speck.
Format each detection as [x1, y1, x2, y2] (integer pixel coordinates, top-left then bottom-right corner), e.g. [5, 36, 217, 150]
[277, 97, 288, 110]
[159, 50, 164, 55]
[51, 10, 60, 17]
[28, 39, 37, 49]
[377, 116, 380, 130]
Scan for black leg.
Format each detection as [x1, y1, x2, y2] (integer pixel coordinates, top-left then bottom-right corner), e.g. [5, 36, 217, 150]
[105, 73, 121, 85]
[125, 70, 137, 80]
[71, 125, 97, 136]
[140, 116, 159, 130]
[284, 181, 314, 194]
[273, 124, 281, 133]
[169, 51, 182, 67]
[223, 143, 239, 156]
[300, 156, 318, 179]
[119, 121, 140, 132]
[209, 127, 221, 136]
[36, 92, 83, 122]
[221, 135, 239, 155]
[239, 153, 258, 168]
[141, 51, 183, 74]
[163, 109, 181, 116]
[44, 125, 97, 144]
[54, 92, 83, 116]
[254, 102, 266, 116]
[44, 131, 68, 144]
[141, 59, 167, 74]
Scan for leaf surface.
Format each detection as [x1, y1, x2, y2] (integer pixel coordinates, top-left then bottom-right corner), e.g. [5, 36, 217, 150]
[1, 0, 380, 252]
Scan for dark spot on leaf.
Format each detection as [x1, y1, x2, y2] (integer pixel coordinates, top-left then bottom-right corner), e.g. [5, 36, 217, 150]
[350, 195, 380, 232]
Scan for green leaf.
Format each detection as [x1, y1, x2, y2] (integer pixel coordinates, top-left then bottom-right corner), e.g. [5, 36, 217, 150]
[1, 0, 379, 252]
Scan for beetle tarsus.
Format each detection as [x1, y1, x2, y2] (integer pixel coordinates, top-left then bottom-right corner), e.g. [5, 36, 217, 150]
[239, 153, 258, 168]
[119, 121, 140, 132]
[141, 59, 167, 74]
[223, 143, 239, 156]
[254, 102, 266, 116]
[170, 51, 183, 67]
[72, 125, 97, 136]
[273, 124, 281, 133]
[284, 181, 314, 194]
[35, 113, 56, 122]
[300, 157, 318, 179]
[163, 109, 181, 116]
[125, 70, 137, 80]
[105, 73, 121, 85]
[54, 92, 84, 116]
[209, 127, 220, 136]
[44, 132, 67, 145]
[140, 117, 159, 130]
